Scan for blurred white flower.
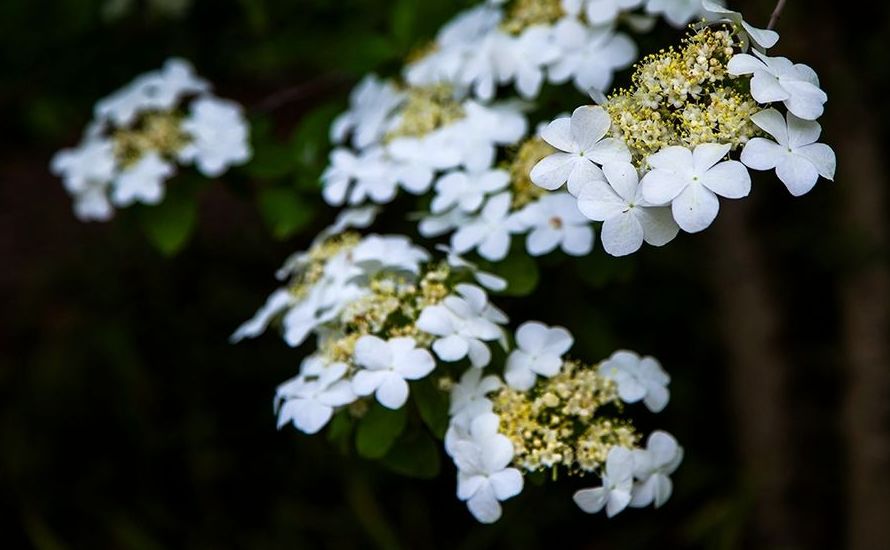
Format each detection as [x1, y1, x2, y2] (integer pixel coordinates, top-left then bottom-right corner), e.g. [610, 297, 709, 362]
[562, 0, 645, 26]
[451, 193, 523, 261]
[331, 75, 405, 150]
[111, 152, 175, 206]
[549, 19, 637, 96]
[179, 97, 251, 177]
[573, 446, 635, 517]
[432, 169, 510, 214]
[50, 138, 117, 221]
[276, 357, 357, 434]
[630, 430, 683, 508]
[598, 350, 670, 412]
[644, 0, 720, 28]
[505, 321, 573, 390]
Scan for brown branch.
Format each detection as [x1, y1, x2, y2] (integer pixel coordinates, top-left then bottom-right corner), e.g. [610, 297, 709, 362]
[768, 0, 788, 30]
[253, 72, 351, 113]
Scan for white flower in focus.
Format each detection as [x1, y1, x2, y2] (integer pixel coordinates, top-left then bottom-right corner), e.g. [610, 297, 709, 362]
[701, 0, 778, 50]
[452, 413, 524, 524]
[573, 446, 635, 517]
[630, 430, 684, 508]
[330, 75, 404, 149]
[548, 19, 637, 96]
[352, 336, 436, 410]
[431, 169, 510, 214]
[740, 109, 836, 197]
[50, 138, 117, 221]
[577, 161, 678, 256]
[111, 152, 175, 206]
[515, 193, 594, 256]
[640, 143, 751, 233]
[179, 97, 251, 177]
[449, 368, 502, 418]
[416, 283, 506, 367]
[531, 106, 630, 195]
[644, 0, 719, 28]
[598, 350, 670, 412]
[451, 193, 523, 262]
[276, 357, 357, 434]
[727, 50, 827, 120]
[505, 321, 574, 390]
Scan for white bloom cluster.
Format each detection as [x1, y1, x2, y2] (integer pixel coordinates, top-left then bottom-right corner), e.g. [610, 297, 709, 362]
[444, 319, 681, 523]
[530, 4, 835, 255]
[51, 58, 251, 221]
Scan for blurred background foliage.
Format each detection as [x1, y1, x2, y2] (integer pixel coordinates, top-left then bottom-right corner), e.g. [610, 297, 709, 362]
[2, 0, 889, 548]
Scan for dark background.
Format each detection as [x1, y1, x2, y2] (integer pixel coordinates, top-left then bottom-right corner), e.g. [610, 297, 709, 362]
[2, 0, 889, 548]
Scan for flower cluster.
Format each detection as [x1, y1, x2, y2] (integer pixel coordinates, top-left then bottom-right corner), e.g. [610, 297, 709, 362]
[532, 4, 835, 254]
[51, 58, 251, 221]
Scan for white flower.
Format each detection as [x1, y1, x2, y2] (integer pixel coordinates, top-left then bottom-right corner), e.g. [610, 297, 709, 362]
[644, 0, 718, 28]
[727, 50, 827, 120]
[276, 357, 357, 434]
[50, 138, 117, 221]
[432, 169, 510, 214]
[448, 101, 528, 171]
[321, 147, 397, 206]
[514, 193, 595, 256]
[95, 58, 209, 126]
[419, 208, 472, 238]
[640, 143, 751, 233]
[573, 446, 635, 517]
[701, 0, 778, 50]
[577, 161, 679, 256]
[449, 368, 503, 418]
[598, 350, 670, 412]
[563, 0, 645, 26]
[230, 288, 295, 342]
[178, 97, 251, 177]
[451, 193, 523, 261]
[531, 106, 630, 195]
[548, 18, 637, 96]
[438, 245, 508, 292]
[314, 206, 380, 245]
[498, 26, 561, 99]
[111, 152, 175, 206]
[416, 283, 506, 367]
[452, 413, 524, 524]
[630, 431, 684, 508]
[281, 281, 365, 347]
[505, 321, 573, 390]
[740, 109, 836, 197]
[330, 75, 404, 149]
[352, 336, 436, 410]
[350, 234, 431, 277]
[388, 133, 462, 193]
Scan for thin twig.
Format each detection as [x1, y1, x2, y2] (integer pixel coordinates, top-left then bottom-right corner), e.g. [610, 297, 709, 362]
[768, 0, 788, 30]
[253, 72, 351, 113]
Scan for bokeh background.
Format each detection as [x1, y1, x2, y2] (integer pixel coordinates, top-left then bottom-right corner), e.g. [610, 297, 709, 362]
[2, 0, 889, 548]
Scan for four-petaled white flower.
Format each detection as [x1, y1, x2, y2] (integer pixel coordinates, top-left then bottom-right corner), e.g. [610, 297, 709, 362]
[701, 0, 778, 50]
[452, 413, 524, 523]
[276, 357, 357, 434]
[330, 75, 405, 150]
[112, 152, 175, 207]
[178, 97, 251, 178]
[531, 106, 630, 196]
[451, 192, 523, 261]
[352, 336, 436, 410]
[640, 143, 751, 233]
[630, 430, 684, 508]
[645, 0, 720, 28]
[727, 50, 827, 121]
[416, 283, 506, 368]
[598, 349, 670, 412]
[577, 161, 678, 256]
[514, 193, 595, 257]
[573, 446, 635, 517]
[432, 169, 510, 214]
[505, 321, 574, 390]
[741, 108, 836, 197]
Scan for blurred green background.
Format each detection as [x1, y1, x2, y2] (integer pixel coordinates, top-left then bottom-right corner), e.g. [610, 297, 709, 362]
[2, 0, 889, 548]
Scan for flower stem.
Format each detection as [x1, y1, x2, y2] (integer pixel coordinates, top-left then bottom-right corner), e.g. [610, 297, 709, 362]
[768, 0, 788, 30]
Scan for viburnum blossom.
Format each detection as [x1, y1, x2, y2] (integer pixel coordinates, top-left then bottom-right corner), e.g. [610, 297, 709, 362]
[741, 108, 836, 197]
[562, 0, 645, 26]
[514, 192, 595, 257]
[431, 169, 510, 214]
[577, 162, 678, 256]
[531, 106, 630, 196]
[276, 357, 356, 434]
[701, 0, 779, 50]
[645, 0, 720, 28]
[352, 336, 436, 409]
[548, 18, 637, 94]
[573, 446, 635, 517]
[727, 50, 828, 121]
[178, 97, 251, 177]
[630, 430, 684, 508]
[451, 192, 523, 261]
[598, 349, 671, 412]
[640, 143, 751, 233]
[330, 75, 405, 150]
[504, 321, 573, 390]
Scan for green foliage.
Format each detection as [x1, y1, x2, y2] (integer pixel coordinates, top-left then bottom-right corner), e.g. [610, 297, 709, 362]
[485, 252, 540, 297]
[139, 186, 198, 255]
[381, 430, 441, 479]
[355, 403, 407, 459]
[411, 378, 449, 439]
[256, 186, 315, 240]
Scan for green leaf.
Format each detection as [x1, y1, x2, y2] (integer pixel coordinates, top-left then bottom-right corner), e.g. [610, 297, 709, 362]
[381, 430, 441, 479]
[411, 378, 449, 439]
[355, 403, 407, 459]
[327, 410, 353, 454]
[485, 252, 540, 297]
[256, 186, 315, 240]
[140, 191, 198, 256]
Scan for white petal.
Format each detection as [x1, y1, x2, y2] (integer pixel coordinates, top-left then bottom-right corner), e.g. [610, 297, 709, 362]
[786, 112, 822, 149]
[540, 117, 574, 152]
[467, 484, 502, 523]
[394, 348, 436, 380]
[796, 143, 836, 181]
[416, 306, 454, 337]
[505, 360, 536, 391]
[750, 71, 791, 103]
[467, 338, 493, 368]
[692, 143, 731, 173]
[352, 370, 387, 397]
[671, 183, 720, 233]
[750, 109, 789, 145]
[561, 225, 594, 256]
[489, 468, 524, 500]
[601, 211, 645, 257]
[602, 162, 639, 203]
[567, 158, 605, 197]
[530, 153, 575, 190]
[726, 53, 765, 76]
[775, 154, 819, 197]
[571, 106, 611, 152]
[289, 400, 334, 435]
[573, 487, 608, 514]
[646, 146, 692, 173]
[433, 334, 470, 362]
[640, 169, 688, 205]
[588, 138, 632, 165]
[637, 207, 679, 247]
[577, 179, 626, 221]
[527, 226, 562, 256]
[740, 138, 784, 171]
[376, 374, 410, 409]
[478, 230, 511, 261]
[700, 160, 751, 199]
[354, 335, 391, 370]
[606, 490, 632, 517]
